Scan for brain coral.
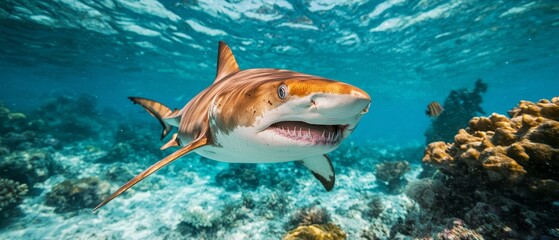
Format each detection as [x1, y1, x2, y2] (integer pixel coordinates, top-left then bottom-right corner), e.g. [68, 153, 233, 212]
[423, 97, 559, 203]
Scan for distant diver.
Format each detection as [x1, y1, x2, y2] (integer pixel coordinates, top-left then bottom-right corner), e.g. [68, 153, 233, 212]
[94, 41, 371, 210]
[426, 101, 444, 117]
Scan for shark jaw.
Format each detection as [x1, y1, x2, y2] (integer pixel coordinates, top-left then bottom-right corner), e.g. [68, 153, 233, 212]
[267, 121, 345, 145]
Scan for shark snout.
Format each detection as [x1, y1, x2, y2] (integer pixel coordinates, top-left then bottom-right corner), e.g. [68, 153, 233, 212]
[311, 91, 370, 118]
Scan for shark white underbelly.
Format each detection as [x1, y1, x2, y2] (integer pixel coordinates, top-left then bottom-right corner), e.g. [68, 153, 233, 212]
[94, 41, 371, 210]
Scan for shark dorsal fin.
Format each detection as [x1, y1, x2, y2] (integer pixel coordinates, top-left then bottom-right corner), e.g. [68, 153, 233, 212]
[214, 41, 240, 83]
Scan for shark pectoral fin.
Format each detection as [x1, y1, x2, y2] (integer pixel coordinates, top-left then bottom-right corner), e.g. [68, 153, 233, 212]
[93, 137, 208, 211]
[299, 154, 335, 191]
[160, 133, 180, 150]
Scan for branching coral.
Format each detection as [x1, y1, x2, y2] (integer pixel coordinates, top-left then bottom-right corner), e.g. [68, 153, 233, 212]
[425, 79, 488, 144]
[0, 178, 28, 214]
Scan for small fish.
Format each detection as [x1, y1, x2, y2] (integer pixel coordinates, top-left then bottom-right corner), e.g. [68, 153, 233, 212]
[93, 41, 371, 210]
[426, 101, 444, 117]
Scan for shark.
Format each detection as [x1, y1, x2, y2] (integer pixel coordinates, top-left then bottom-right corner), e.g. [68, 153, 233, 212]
[94, 41, 370, 210]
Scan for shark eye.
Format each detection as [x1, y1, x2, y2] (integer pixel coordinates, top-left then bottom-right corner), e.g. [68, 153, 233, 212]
[277, 84, 288, 99]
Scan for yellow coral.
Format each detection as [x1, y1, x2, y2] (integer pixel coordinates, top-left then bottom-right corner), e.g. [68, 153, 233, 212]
[282, 224, 347, 240]
[424, 97, 559, 200]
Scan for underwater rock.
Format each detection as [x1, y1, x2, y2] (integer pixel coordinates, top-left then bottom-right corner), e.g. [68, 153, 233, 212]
[45, 177, 110, 213]
[423, 97, 559, 203]
[0, 148, 58, 186]
[375, 160, 410, 194]
[282, 223, 347, 240]
[0, 178, 28, 216]
[214, 164, 260, 190]
[425, 79, 488, 144]
[286, 206, 332, 230]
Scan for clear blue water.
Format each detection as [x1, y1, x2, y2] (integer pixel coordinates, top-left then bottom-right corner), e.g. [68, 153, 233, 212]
[0, 0, 558, 239]
[1, 0, 557, 144]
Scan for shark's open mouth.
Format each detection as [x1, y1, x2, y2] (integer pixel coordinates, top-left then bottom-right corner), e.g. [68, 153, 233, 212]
[269, 121, 345, 145]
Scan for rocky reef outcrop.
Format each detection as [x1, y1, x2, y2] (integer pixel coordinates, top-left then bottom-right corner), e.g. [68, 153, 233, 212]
[423, 97, 559, 203]
[402, 97, 559, 239]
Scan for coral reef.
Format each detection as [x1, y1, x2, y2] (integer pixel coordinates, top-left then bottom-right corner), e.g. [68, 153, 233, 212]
[397, 97, 559, 239]
[0, 148, 58, 186]
[425, 79, 488, 144]
[31, 94, 115, 141]
[282, 223, 347, 240]
[405, 178, 448, 211]
[0, 178, 28, 216]
[0, 102, 28, 134]
[375, 160, 410, 193]
[286, 206, 331, 230]
[423, 97, 559, 203]
[45, 177, 111, 213]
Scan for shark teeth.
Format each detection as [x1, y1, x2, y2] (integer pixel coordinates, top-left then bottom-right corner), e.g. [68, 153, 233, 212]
[269, 121, 343, 145]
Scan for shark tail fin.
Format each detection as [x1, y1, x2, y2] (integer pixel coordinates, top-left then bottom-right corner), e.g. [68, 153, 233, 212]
[93, 136, 208, 211]
[129, 97, 178, 140]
